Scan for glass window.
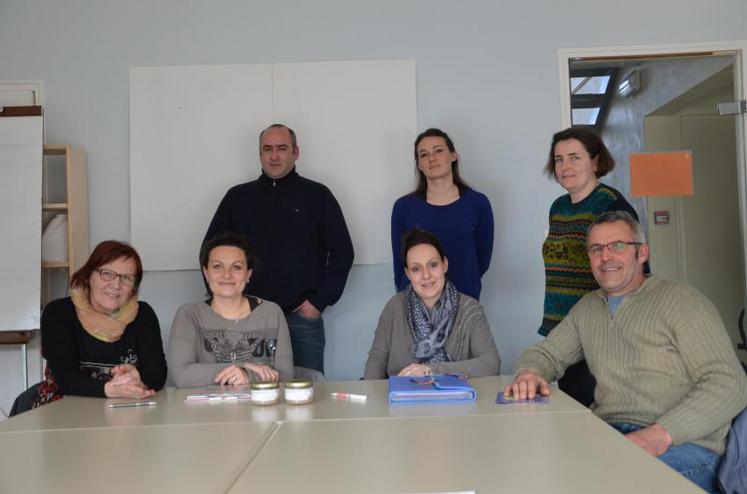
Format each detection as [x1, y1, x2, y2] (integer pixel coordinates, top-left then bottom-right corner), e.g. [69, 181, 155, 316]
[570, 76, 610, 95]
[569, 67, 618, 128]
[572, 107, 600, 126]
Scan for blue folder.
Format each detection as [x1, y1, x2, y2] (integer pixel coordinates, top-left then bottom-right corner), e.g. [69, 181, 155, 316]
[388, 374, 477, 405]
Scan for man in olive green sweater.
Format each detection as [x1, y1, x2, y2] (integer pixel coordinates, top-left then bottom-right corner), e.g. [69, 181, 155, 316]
[506, 211, 747, 493]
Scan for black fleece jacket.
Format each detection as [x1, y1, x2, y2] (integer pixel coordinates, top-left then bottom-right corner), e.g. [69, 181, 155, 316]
[204, 169, 354, 313]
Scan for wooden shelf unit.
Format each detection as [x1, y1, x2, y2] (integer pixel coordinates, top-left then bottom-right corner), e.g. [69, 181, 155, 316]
[41, 144, 88, 298]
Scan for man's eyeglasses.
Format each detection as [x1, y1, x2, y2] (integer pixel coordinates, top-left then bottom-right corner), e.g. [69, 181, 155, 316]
[95, 268, 136, 287]
[587, 241, 642, 257]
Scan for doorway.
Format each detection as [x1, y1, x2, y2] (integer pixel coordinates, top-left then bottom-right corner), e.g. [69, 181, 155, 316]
[645, 66, 743, 340]
[560, 42, 747, 365]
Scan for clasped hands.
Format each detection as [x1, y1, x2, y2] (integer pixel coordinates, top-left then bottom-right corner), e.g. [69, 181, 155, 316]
[397, 363, 432, 377]
[214, 363, 279, 385]
[104, 364, 155, 399]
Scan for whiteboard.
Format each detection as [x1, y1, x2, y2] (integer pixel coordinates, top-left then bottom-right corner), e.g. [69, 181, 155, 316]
[130, 60, 416, 270]
[130, 64, 274, 271]
[0, 115, 42, 331]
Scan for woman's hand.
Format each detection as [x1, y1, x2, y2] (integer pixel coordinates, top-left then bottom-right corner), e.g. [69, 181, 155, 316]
[398, 363, 433, 377]
[111, 364, 141, 382]
[104, 365, 155, 398]
[214, 364, 250, 386]
[244, 363, 279, 382]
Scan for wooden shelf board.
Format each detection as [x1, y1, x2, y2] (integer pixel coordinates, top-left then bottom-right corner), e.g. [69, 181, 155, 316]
[0, 106, 42, 117]
[0, 330, 36, 345]
[42, 261, 69, 269]
[42, 202, 68, 211]
[43, 144, 67, 156]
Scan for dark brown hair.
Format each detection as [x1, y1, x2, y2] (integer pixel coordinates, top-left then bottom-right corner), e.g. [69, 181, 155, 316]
[401, 228, 446, 265]
[411, 128, 470, 199]
[70, 240, 144, 294]
[199, 232, 255, 270]
[544, 127, 615, 179]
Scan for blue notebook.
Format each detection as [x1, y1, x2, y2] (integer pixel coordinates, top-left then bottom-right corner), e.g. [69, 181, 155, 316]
[388, 374, 477, 405]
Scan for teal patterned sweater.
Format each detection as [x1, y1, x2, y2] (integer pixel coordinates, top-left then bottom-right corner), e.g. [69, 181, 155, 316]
[539, 184, 639, 336]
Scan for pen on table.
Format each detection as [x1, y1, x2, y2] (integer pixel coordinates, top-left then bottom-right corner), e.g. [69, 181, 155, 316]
[108, 401, 157, 409]
[330, 392, 367, 403]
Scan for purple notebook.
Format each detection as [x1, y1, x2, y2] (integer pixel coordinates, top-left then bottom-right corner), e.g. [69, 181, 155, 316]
[496, 391, 549, 404]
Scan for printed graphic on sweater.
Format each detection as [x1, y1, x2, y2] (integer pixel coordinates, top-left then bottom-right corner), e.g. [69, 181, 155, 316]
[202, 330, 277, 363]
[79, 349, 138, 381]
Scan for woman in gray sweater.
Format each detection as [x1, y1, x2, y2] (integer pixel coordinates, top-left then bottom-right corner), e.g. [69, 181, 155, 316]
[168, 233, 294, 387]
[364, 228, 500, 379]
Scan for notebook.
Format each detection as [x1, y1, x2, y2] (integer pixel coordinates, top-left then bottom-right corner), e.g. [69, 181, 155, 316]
[388, 374, 476, 405]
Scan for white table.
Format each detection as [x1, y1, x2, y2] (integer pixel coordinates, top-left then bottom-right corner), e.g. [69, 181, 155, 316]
[0, 422, 275, 494]
[0, 376, 588, 432]
[228, 413, 704, 494]
[0, 376, 703, 493]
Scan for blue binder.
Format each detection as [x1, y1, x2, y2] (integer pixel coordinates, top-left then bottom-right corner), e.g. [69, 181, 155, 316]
[388, 374, 477, 405]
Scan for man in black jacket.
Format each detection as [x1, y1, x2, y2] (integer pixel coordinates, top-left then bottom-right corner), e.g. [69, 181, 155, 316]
[204, 124, 354, 373]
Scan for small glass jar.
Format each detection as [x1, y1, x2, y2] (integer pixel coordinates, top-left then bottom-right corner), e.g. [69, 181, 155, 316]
[284, 379, 314, 405]
[251, 381, 280, 406]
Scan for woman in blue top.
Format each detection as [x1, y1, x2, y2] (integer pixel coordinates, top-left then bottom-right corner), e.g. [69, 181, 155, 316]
[391, 128, 494, 300]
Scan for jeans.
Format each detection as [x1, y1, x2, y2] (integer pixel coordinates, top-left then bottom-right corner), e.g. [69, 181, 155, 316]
[611, 422, 721, 493]
[286, 312, 325, 374]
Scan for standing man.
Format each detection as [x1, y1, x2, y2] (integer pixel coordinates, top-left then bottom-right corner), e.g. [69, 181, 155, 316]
[506, 211, 747, 493]
[204, 124, 354, 374]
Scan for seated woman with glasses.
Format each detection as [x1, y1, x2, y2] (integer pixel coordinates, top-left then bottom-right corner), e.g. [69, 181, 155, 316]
[168, 233, 293, 387]
[22, 241, 168, 410]
[364, 228, 500, 379]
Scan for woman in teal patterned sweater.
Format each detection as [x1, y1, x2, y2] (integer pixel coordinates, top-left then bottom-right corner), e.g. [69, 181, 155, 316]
[540, 127, 641, 406]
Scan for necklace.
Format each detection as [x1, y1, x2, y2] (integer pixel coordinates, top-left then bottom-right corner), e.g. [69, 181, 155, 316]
[228, 306, 251, 323]
[211, 298, 251, 323]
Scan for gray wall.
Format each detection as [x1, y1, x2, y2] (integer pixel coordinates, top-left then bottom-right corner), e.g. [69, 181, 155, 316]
[1, 1, 746, 400]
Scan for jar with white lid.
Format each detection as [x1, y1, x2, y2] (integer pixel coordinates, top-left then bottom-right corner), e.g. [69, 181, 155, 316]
[251, 381, 280, 406]
[284, 379, 314, 405]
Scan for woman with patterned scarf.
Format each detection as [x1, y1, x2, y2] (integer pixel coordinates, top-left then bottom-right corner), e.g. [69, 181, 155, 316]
[11, 241, 167, 414]
[364, 228, 500, 379]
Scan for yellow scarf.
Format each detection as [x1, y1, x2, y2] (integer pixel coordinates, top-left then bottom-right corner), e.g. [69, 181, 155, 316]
[70, 287, 139, 343]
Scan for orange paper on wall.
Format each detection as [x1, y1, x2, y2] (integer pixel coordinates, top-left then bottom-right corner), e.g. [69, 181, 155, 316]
[629, 151, 694, 197]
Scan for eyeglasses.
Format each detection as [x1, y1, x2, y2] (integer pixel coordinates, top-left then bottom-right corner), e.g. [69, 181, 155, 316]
[587, 241, 642, 257]
[95, 268, 136, 287]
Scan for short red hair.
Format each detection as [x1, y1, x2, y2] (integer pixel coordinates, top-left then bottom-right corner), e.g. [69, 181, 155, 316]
[70, 240, 144, 294]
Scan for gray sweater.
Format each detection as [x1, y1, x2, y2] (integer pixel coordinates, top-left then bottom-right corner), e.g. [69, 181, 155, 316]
[364, 292, 500, 379]
[516, 276, 747, 454]
[168, 299, 294, 387]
